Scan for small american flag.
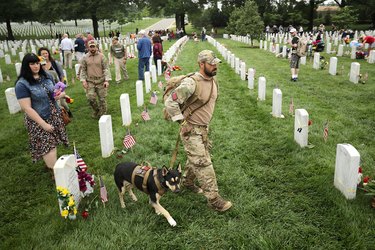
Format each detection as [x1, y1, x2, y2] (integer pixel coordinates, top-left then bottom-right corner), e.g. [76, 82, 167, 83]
[123, 131, 136, 149]
[99, 176, 108, 203]
[323, 120, 329, 142]
[289, 97, 294, 115]
[141, 109, 151, 121]
[164, 68, 171, 80]
[74, 144, 87, 172]
[150, 92, 158, 105]
[158, 81, 163, 89]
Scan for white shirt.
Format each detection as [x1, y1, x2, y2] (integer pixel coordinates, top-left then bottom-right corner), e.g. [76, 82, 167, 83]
[60, 37, 74, 51]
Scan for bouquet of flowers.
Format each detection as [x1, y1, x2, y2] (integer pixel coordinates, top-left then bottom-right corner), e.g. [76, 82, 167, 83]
[77, 169, 95, 197]
[57, 186, 77, 219]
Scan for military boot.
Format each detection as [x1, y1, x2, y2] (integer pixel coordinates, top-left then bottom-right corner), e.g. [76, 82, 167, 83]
[182, 179, 203, 194]
[208, 196, 232, 212]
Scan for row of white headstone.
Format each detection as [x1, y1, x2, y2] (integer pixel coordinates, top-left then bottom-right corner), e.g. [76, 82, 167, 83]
[98, 35, 189, 158]
[215, 35, 364, 201]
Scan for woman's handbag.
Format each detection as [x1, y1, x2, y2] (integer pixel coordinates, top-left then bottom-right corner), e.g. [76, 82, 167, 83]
[61, 107, 71, 125]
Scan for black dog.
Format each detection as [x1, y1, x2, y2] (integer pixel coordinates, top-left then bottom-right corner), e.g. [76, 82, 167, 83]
[114, 162, 181, 226]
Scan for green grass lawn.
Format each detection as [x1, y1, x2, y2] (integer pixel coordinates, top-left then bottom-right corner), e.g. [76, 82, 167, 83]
[0, 34, 374, 249]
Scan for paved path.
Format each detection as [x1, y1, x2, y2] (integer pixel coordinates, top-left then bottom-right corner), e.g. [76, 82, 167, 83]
[145, 18, 175, 32]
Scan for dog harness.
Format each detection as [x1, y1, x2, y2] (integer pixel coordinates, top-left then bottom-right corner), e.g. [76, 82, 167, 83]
[131, 165, 166, 195]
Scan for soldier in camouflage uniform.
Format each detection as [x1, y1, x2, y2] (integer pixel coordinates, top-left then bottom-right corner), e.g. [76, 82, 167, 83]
[80, 40, 111, 118]
[164, 50, 232, 212]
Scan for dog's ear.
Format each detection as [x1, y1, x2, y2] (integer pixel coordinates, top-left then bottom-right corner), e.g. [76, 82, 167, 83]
[176, 163, 182, 173]
[162, 166, 168, 176]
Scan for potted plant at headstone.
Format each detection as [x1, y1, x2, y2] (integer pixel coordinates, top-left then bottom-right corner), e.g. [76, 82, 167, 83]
[57, 186, 78, 220]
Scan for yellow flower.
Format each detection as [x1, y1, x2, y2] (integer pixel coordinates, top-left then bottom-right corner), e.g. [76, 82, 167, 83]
[61, 210, 69, 218]
[73, 208, 77, 215]
[62, 188, 69, 196]
[68, 197, 75, 207]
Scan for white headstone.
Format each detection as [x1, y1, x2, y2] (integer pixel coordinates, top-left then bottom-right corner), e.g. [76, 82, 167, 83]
[120, 93, 132, 126]
[5, 87, 21, 114]
[258, 77, 266, 101]
[231, 54, 235, 68]
[326, 42, 332, 54]
[54, 154, 82, 209]
[337, 44, 344, 57]
[368, 50, 375, 64]
[334, 144, 360, 199]
[272, 88, 284, 118]
[300, 56, 306, 65]
[0, 68, 3, 83]
[144, 71, 151, 93]
[19, 51, 24, 62]
[136, 80, 144, 107]
[248, 68, 255, 89]
[157, 59, 162, 76]
[282, 46, 287, 58]
[313, 52, 320, 69]
[275, 44, 280, 54]
[0, 50, 4, 58]
[151, 65, 157, 83]
[329, 57, 337, 76]
[5, 54, 11, 64]
[99, 115, 114, 158]
[235, 58, 240, 74]
[259, 40, 263, 49]
[15, 63, 21, 77]
[240, 62, 246, 80]
[294, 109, 309, 147]
[75, 64, 80, 76]
[264, 41, 268, 51]
[349, 62, 360, 84]
[350, 46, 356, 60]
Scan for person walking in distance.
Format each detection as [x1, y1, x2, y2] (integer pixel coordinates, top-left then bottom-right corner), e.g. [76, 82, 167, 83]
[136, 30, 152, 80]
[289, 28, 300, 82]
[80, 40, 110, 118]
[60, 33, 74, 69]
[164, 50, 232, 212]
[110, 36, 129, 83]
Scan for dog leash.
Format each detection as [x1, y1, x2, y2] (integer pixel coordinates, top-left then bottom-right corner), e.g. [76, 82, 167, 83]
[169, 128, 181, 169]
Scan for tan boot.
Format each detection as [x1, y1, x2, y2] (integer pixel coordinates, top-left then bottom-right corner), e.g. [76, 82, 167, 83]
[208, 196, 232, 212]
[182, 179, 203, 194]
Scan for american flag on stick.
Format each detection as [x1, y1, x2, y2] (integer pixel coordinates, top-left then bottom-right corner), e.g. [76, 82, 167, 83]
[158, 81, 163, 89]
[289, 97, 294, 115]
[141, 109, 151, 121]
[123, 130, 136, 149]
[73, 142, 87, 172]
[99, 176, 108, 206]
[323, 120, 329, 142]
[150, 91, 158, 105]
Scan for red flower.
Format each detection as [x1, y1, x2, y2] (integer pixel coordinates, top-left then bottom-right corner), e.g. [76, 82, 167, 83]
[82, 210, 89, 219]
[308, 120, 312, 126]
[363, 176, 370, 184]
[358, 166, 362, 173]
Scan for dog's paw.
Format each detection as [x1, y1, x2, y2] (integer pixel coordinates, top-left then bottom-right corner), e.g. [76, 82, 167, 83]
[121, 203, 126, 208]
[168, 218, 177, 227]
[131, 196, 138, 202]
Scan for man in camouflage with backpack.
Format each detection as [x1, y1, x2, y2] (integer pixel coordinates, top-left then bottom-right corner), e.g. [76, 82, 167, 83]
[164, 50, 232, 212]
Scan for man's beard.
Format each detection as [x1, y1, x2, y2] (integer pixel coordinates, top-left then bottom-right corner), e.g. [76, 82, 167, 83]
[204, 65, 217, 77]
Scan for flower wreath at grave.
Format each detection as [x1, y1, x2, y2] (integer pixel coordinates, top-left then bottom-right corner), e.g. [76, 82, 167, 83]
[320, 56, 329, 70]
[56, 186, 78, 219]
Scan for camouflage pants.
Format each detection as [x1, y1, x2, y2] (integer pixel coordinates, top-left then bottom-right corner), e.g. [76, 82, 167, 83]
[86, 81, 107, 116]
[180, 123, 218, 200]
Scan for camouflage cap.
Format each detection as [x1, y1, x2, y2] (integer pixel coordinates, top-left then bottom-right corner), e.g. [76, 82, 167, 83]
[88, 40, 97, 46]
[197, 50, 221, 65]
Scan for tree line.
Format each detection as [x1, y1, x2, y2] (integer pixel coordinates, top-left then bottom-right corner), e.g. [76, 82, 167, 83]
[0, 0, 373, 41]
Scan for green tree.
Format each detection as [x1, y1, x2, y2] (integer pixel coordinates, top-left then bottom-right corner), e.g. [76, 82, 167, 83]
[331, 6, 358, 29]
[0, 0, 33, 40]
[225, 0, 264, 46]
